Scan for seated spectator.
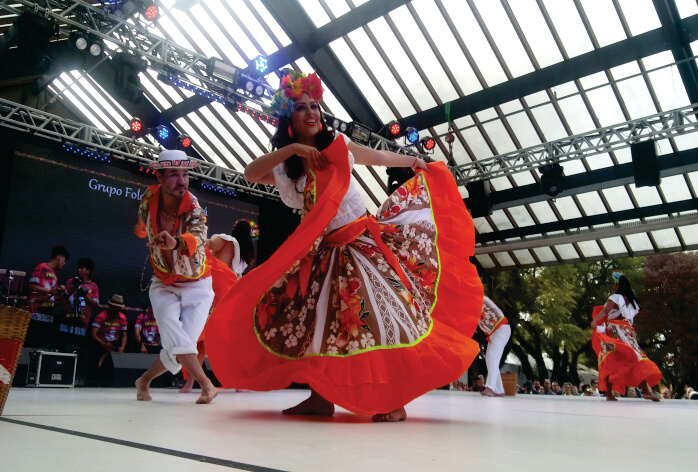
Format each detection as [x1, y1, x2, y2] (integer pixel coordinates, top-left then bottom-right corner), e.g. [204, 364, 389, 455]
[89, 294, 128, 386]
[134, 305, 161, 354]
[572, 386, 579, 395]
[551, 381, 562, 395]
[470, 374, 486, 392]
[562, 382, 574, 396]
[541, 379, 555, 395]
[532, 379, 541, 394]
[661, 387, 673, 400]
[626, 386, 637, 398]
[521, 380, 533, 394]
[589, 379, 601, 397]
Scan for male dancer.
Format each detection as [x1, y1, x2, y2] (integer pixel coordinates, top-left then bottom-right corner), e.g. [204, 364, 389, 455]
[134, 150, 216, 404]
[478, 296, 511, 397]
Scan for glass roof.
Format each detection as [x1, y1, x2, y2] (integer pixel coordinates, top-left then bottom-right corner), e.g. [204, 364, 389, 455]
[2, 0, 696, 270]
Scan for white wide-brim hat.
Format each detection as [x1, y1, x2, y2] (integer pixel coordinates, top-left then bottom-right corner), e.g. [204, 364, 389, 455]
[151, 150, 199, 169]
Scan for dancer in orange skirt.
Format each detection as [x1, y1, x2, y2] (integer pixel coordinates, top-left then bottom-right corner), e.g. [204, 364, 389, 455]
[591, 272, 662, 401]
[205, 71, 483, 421]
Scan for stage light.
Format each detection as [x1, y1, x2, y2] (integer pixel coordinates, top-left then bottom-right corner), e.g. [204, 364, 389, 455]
[254, 84, 265, 97]
[540, 163, 564, 197]
[88, 41, 102, 56]
[253, 55, 268, 75]
[130, 117, 143, 133]
[113, 52, 147, 104]
[144, 4, 159, 21]
[405, 127, 419, 144]
[244, 80, 254, 93]
[208, 57, 240, 84]
[421, 137, 436, 151]
[387, 120, 401, 138]
[157, 127, 169, 140]
[179, 135, 192, 149]
[70, 31, 87, 51]
[349, 122, 371, 146]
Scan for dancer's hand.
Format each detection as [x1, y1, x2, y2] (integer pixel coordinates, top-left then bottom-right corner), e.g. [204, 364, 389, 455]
[148, 231, 177, 250]
[294, 144, 328, 170]
[590, 321, 597, 330]
[412, 158, 430, 172]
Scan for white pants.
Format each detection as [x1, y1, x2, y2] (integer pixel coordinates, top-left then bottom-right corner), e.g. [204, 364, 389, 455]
[484, 324, 511, 395]
[149, 276, 214, 374]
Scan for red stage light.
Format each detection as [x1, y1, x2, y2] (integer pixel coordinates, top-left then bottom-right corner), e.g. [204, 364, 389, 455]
[130, 118, 143, 133]
[389, 121, 401, 137]
[423, 137, 436, 150]
[144, 6, 159, 21]
[180, 136, 192, 148]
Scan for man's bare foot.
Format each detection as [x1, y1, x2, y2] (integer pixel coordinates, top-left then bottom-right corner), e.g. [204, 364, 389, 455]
[282, 393, 335, 416]
[480, 387, 496, 397]
[372, 407, 407, 422]
[196, 384, 218, 404]
[135, 377, 152, 401]
[179, 379, 195, 393]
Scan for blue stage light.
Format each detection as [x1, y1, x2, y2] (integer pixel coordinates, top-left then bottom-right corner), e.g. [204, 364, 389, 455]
[253, 55, 268, 75]
[158, 127, 169, 140]
[406, 127, 419, 144]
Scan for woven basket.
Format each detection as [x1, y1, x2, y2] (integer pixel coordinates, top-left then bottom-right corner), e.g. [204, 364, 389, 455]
[0, 306, 31, 415]
[502, 372, 518, 396]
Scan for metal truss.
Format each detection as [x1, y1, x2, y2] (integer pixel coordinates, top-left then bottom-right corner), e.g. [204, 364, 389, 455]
[453, 103, 698, 185]
[0, 97, 279, 198]
[0, 0, 270, 108]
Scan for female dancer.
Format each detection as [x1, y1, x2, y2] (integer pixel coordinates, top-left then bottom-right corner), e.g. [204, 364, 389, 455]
[591, 272, 662, 401]
[179, 220, 256, 393]
[205, 71, 483, 421]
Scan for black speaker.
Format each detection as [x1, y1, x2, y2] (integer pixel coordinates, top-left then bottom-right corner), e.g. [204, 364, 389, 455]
[631, 140, 660, 187]
[466, 180, 492, 218]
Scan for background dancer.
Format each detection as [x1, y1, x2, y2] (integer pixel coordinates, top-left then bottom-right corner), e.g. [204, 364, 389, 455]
[206, 71, 483, 422]
[591, 272, 662, 401]
[478, 296, 511, 397]
[133, 150, 216, 404]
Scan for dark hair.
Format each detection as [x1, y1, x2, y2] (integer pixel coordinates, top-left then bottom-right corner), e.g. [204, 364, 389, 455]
[231, 220, 255, 265]
[269, 112, 335, 181]
[51, 245, 70, 260]
[617, 275, 640, 310]
[77, 258, 95, 274]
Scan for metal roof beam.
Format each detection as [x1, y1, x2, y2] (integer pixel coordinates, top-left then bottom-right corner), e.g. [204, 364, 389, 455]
[465, 147, 698, 210]
[653, 0, 698, 106]
[261, 0, 382, 130]
[400, 13, 698, 131]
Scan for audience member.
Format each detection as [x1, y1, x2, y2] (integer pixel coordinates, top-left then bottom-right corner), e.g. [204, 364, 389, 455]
[134, 305, 161, 354]
[626, 386, 638, 398]
[26, 245, 69, 347]
[90, 294, 128, 386]
[552, 381, 562, 395]
[470, 374, 486, 392]
[541, 379, 555, 395]
[589, 379, 601, 397]
[661, 387, 673, 400]
[562, 382, 574, 396]
[572, 386, 579, 395]
[532, 379, 541, 394]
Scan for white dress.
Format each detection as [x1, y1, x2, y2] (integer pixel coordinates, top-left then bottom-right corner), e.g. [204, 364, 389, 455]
[212, 234, 248, 278]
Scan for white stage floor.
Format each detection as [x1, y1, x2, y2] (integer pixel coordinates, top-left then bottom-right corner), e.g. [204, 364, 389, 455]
[1, 387, 696, 471]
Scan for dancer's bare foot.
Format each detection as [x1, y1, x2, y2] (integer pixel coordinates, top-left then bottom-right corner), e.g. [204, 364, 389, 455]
[639, 381, 660, 402]
[480, 387, 496, 397]
[196, 384, 218, 404]
[372, 407, 407, 422]
[179, 379, 195, 393]
[283, 391, 335, 416]
[605, 376, 617, 401]
[606, 393, 618, 401]
[135, 377, 151, 401]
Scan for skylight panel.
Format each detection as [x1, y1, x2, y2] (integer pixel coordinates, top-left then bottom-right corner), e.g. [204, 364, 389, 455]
[54, 75, 110, 132]
[508, 206, 536, 227]
[461, 126, 493, 160]
[450, 140, 473, 165]
[298, 0, 332, 27]
[489, 209, 515, 231]
[583, 152, 614, 171]
[585, 86, 626, 127]
[489, 176, 513, 192]
[156, 16, 195, 52]
[226, 0, 279, 54]
[553, 243, 577, 259]
[494, 252, 516, 267]
[651, 229, 681, 249]
[528, 201, 558, 224]
[647, 65, 691, 111]
[440, 0, 507, 86]
[512, 250, 536, 265]
[182, 112, 244, 169]
[678, 225, 698, 245]
[68, 72, 128, 132]
[198, 107, 255, 164]
[614, 146, 632, 165]
[674, 0, 698, 18]
[541, 0, 593, 58]
[353, 164, 388, 203]
[557, 95, 595, 134]
[577, 240, 604, 258]
[659, 176, 692, 203]
[475, 255, 497, 269]
[511, 172, 537, 187]
[415, 0, 483, 95]
[610, 61, 642, 81]
[474, 218, 494, 234]
[168, 8, 220, 59]
[389, 6, 459, 103]
[602, 187, 634, 211]
[522, 90, 549, 107]
[367, 18, 437, 110]
[507, 0, 563, 68]
[345, 28, 416, 117]
[532, 246, 557, 262]
[506, 112, 542, 149]
[623, 232, 654, 252]
[615, 76, 657, 119]
[579, 0, 627, 47]
[79, 72, 134, 120]
[141, 72, 171, 112]
[482, 120, 516, 154]
[598, 236, 626, 255]
[472, 0, 534, 77]
[559, 158, 586, 177]
[551, 196, 582, 219]
[248, 0, 292, 46]
[329, 37, 393, 122]
[616, 0, 661, 36]
[628, 185, 663, 207]
[499, 99, 524, 115]
[575, 191, 607, 216]
[529, 104, 567, 141]
[324, 0, 351, 18]
[579, 71, 608, 90]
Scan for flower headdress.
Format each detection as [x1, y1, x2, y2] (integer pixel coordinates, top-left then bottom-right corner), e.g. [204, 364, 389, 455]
[235, 219, 260, 241]
[268, 70, 324, 118]
[612, 270, 622, 282]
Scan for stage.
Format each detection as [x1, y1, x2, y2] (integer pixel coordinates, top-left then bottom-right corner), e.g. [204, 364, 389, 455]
[1, 387, 695, 471]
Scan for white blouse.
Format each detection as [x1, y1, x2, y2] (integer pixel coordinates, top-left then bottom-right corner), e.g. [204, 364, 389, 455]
[272, 133, 367, 233]
[212, 234, 248, 278]
[607, 293, 640, 325]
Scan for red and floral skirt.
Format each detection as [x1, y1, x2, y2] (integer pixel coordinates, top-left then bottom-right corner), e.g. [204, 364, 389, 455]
[591, 311, 662, 394]
[206, 146, 482, 415]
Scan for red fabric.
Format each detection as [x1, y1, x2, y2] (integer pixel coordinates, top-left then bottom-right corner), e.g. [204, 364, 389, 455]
[592, 319, 662, 393]
[0, 339, 22, 384]
[205, 136, 482, 415]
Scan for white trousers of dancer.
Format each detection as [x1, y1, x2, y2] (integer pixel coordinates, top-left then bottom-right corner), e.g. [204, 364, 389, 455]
[485, 324, 511, 395]
[149, 276, 214, 374]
